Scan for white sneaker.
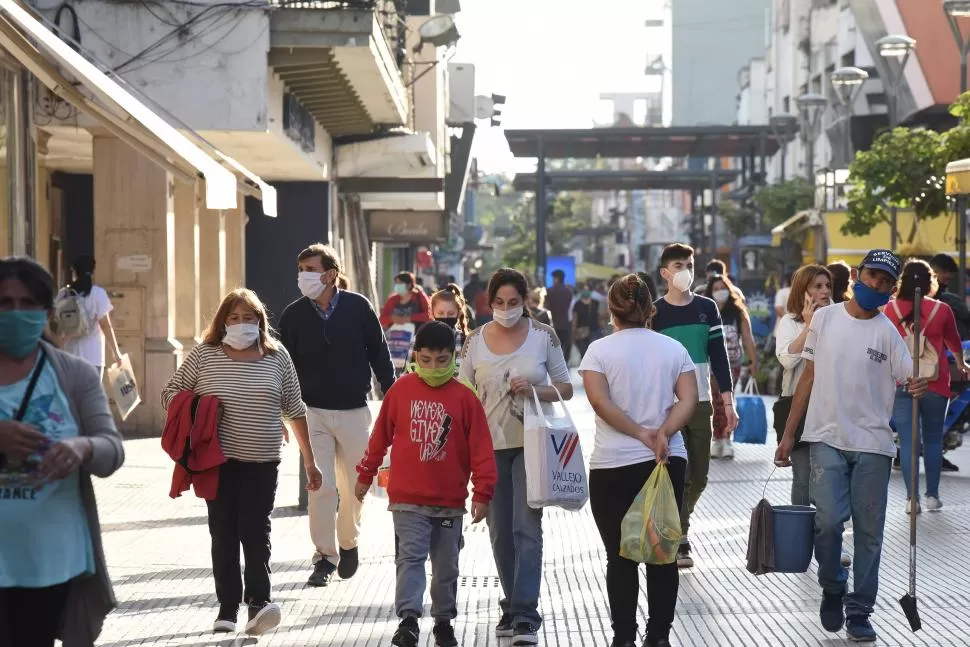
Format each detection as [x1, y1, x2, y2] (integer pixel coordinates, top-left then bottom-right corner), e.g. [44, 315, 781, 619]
[245, 602, 281, 636]
[711, 439, 724, 459]
[925, 496, 943, 511]
[722, 437, 735, 459]
[213, 618, 235, 633]
[906, 500, 922, 515]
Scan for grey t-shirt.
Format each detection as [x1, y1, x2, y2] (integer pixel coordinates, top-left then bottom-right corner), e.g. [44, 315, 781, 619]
[802, 303, 912, 457]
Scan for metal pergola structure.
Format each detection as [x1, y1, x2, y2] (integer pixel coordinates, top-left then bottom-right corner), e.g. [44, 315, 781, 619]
[504, 125, 790, 282]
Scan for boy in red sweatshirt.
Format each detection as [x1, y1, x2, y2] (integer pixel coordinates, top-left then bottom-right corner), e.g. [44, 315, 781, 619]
[355, 321, 496, 647]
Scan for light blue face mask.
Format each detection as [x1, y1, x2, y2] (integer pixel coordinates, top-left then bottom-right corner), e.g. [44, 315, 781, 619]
[0, 310, 48, 358]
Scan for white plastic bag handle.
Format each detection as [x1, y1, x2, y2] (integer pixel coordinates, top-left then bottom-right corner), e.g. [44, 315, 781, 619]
[530, 384, 566, 428]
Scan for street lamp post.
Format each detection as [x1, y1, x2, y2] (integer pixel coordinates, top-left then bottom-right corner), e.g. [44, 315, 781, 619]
[945, 0, 970, 300]
[876, 34, 916, 250]
[830, 66, 869, 167]
[769, 113, 799, 182]
[795, 93, 827, 181]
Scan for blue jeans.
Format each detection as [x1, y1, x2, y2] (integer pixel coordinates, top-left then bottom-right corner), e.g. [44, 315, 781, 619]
[892, 389, 949, 499]
[810, 442, 891, 618]
[487, 448, 543, 627]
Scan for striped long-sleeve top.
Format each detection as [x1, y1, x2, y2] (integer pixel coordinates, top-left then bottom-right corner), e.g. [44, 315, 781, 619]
[652, 295, 733, 402]
[161, 343, 307, 462]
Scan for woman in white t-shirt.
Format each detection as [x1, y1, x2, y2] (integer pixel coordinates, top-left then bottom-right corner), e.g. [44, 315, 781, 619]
[458, 268, 572, 644]
[579, 274, 697, 647]
[774, 264, 832, 506]
[60, 256, 122, 377]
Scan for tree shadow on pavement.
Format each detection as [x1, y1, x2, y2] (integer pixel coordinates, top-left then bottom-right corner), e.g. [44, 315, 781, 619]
[98, 633, 257, 647]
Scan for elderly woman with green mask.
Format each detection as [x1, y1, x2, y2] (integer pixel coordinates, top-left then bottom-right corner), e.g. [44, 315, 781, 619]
[0, 256, 125, 647]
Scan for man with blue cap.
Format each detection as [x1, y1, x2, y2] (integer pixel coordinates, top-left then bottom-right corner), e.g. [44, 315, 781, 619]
[776, 249, 928, 643]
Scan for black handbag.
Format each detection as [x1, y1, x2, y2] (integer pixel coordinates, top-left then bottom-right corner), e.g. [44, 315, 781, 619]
[0, 349, 48, 472]
[772, 395, 807, 446]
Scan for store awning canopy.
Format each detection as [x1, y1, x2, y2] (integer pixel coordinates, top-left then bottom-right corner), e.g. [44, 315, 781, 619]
[512, 169, 741, 192]
[505, 125, 787, 160]
[770, 209, 824, 246]
[946, 158, 970, 195]
[577, 262, 622, 280]
[0, 0, 277, 216]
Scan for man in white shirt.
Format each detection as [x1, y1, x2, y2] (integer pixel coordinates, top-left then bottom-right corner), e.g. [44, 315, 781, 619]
[776, 249, 927, 644]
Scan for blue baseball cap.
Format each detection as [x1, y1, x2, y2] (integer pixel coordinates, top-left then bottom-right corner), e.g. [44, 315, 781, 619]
[860, 249, 902, 281]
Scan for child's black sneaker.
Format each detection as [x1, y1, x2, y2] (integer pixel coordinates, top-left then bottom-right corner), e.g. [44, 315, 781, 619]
[433, 620, 458, 647]
[392, 616, 420, 647]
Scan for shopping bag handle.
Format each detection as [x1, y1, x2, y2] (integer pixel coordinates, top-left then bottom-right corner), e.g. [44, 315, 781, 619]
[529, 384, 566, 428]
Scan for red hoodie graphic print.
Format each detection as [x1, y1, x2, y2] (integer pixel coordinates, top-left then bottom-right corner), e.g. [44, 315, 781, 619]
[357, 373, 497, 510]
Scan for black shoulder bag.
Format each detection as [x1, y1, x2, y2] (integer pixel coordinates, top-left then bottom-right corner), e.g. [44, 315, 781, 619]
[0, 348, 48, 471]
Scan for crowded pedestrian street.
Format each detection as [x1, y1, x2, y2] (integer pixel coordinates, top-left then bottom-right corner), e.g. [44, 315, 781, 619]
[89, 380, 970, 647]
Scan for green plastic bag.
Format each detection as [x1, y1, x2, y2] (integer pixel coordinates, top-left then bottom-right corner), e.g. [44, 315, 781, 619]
[618, 463, 682, 565]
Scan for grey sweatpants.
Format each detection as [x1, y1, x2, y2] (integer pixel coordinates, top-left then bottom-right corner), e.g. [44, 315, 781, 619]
[393, 510, 463, 621]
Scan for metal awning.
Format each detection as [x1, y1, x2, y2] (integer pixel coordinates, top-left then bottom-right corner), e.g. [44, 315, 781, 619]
[0, 0, 277, 215]
[512, 169, 741, 192]
[504, 125, 788, 159]
[946, 158, 970, 195]
[770, 209, 823, 245]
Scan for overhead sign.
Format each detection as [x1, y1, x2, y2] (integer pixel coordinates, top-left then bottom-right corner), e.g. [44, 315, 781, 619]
[368, 210, 447, 243]
[546, 256, 576, 288]
[116, 254, 152, 273]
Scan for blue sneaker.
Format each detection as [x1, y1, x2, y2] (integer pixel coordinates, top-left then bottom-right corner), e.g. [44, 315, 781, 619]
[819, 591, 845, 632]
[846, 616, 877, 643]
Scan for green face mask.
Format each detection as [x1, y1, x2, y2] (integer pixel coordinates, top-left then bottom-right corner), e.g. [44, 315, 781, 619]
[415, 356, 456, 387]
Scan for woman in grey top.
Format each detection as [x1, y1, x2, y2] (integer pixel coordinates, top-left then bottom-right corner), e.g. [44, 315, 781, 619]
[0, 256, 124, 647]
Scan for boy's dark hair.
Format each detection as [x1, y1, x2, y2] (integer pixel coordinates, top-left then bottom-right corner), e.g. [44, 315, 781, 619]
[414, 320, 457, 352]
[930, 253, 959, 274]
[551, 269, 565, 282]
[659, 243, 694, 268]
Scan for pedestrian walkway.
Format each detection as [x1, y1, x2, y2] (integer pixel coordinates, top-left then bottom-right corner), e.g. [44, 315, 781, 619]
[94, 393, 970, 646]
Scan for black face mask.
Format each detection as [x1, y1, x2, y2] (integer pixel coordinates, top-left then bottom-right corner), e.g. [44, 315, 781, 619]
[437, 317, 459, 330]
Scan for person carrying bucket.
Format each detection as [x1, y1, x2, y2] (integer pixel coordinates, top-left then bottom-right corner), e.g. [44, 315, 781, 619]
[776, 250, 927, 643]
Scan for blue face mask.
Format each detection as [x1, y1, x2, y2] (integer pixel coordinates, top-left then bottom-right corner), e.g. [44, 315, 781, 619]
[0, 310, 48, 358]
[853, 280, 892, 311]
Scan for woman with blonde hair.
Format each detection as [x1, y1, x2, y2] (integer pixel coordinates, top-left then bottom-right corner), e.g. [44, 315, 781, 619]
[527, 287, 553, 327]
[405, 284, 470, 374]
[774, 265, 832, 505]
[162, 288, 321, 636]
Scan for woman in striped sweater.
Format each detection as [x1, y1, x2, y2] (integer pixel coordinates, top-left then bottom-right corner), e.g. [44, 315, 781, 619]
[162, 288, 321, 637]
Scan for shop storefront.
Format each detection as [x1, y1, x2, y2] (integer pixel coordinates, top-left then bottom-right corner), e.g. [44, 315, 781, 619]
[367, 209, 447, 298]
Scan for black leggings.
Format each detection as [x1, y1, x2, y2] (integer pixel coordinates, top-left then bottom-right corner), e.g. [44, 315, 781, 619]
[589, 458, 687, 643]
[0, 581, 71, 647]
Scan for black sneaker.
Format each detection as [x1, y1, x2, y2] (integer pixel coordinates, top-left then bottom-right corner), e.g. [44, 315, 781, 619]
[307, 559, 336, 587]
[391, 617, 420, 647]
[609, 638, 636, 647]
[646, 640, 671, 647]
[819, 591, 845, 632]
[213, 604, 237, 633]
[495, 613, 514, 637]
[244, 601, 281, 636]
[433, 620, 459, 647]
[942, 457, 960, 472]
[677, 540, 694, 568]
[512, 622, 539, 646]
[338, 547, 359, 579]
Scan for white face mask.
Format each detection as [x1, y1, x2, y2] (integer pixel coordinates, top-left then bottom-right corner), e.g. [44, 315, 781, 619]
[712, 289, 730, 304]
[298, 271, 326, 300]
[492, 306, 523, 328]
[223, 323, 260, 350]
[669, 269, 694, 293]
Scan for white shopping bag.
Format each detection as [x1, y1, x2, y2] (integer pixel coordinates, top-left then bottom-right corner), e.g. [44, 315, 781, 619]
[523, 386, 588, 511]
[107, 354, 141, 421]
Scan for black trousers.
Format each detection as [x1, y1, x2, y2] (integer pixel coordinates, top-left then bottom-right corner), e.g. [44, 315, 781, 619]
[0, 581, 71, 647]
[555, 328, 572, 363]
[589, 458, 687, 643]
[206, 459, 279, 608]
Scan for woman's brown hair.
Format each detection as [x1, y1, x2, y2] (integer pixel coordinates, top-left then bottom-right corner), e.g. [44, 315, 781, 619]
[827, 260, 853, 304]
[787, 264, 832, 322]
[487, 268, 532, 318]
[431, 284, 470, 336]
[608, 274, 655, 328]
[203, 288, 280, 353]
[703, 273, 746, 316]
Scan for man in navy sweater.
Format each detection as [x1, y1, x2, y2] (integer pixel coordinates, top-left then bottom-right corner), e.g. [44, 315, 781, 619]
[279, 243, 395, 588]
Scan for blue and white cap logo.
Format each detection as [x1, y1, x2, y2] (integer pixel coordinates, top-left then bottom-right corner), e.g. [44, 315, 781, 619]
[861, 249, 902, 281]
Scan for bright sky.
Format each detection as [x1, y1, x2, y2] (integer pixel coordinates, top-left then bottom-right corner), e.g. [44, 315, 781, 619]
[454, 0, 667, 176]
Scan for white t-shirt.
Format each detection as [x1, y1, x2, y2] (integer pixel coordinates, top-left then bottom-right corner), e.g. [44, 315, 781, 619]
[459, 319, 571, 450]
[775, 313, 807, 396]
[774, 287, 791, 311]
[802, 303, 912, 457]
[63, 285, 113, 368]
[578, 328, 694, 469]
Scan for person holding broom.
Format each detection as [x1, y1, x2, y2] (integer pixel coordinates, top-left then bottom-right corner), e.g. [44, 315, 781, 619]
[581, 274, 698, 647]
[776, 250, 927, 643]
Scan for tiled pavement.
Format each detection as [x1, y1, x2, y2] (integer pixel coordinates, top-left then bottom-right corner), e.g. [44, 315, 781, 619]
[93, 392, 970, 646]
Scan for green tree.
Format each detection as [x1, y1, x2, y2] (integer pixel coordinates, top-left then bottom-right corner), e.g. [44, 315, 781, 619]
[844, 127, 945, 243]
[720, 202, 759, 238]
[752, 178, 816, 229]
[501, 193, 590, 276]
